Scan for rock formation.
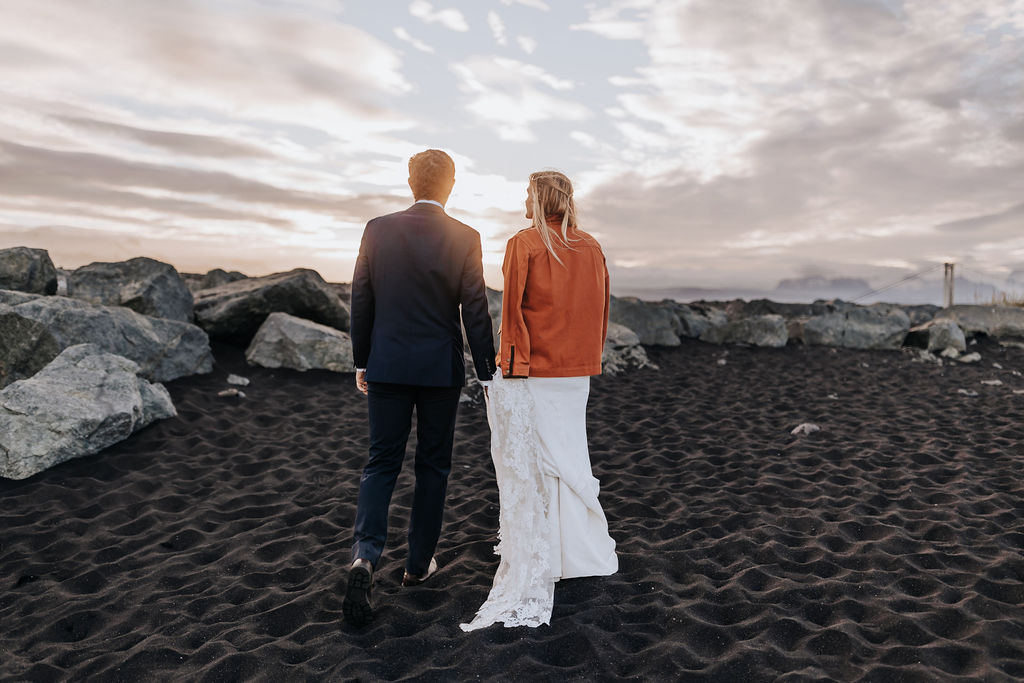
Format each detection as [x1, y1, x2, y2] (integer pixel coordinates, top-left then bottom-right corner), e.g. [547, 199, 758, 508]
[2, 293, 212, 382]
[0, 345, 176, 480]
[804, 305, 911, 350]
[609, 297, 681, 346]
[934, 305, 1024, 346]
[68, 257, 194, 322]
[0, 305, 60, 389]
[904, 319, 967, 353]
[245, 312, 355, 372]
[700, 314, 788, 348]
[0, 247, 58, 295]
[602, 322, 654, 375]
[193, 268, 350, 344]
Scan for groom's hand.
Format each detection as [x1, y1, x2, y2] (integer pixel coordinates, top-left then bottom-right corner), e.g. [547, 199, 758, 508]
[355, 369, 368, 395]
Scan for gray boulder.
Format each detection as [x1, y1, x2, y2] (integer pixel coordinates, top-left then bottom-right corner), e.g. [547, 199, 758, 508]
[193, 268, 350, 344]
[0, 289, 43, 306]
[0, 344, 176, 480]
[0, 305, 60, 388]
[0, 247, 58, 295]
[904, 319, 967, 353]
[245, 312, 355, 372]
[602, 322, 654, 375]
[804, 304, 911, 350]
[609, 297, 680, 346]
[726, 298, 853, 320]
[786, 317, 809, 344]
[934, 305, 1024, 344]
[6, 295, 212, 382]
[68, 257, 194, 322]
[674, 303, 728, 338]
[198, 268, 247, 290]
[700, 314, 788, 348]
[903, 304, 940, 326]
[184, 268, 248, 292]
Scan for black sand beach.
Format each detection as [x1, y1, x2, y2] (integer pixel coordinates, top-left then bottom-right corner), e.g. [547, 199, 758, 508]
[2, 339, 1023, 681]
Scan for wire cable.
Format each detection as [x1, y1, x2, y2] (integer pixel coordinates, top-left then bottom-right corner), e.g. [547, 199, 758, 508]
[849, 263, 945, 303]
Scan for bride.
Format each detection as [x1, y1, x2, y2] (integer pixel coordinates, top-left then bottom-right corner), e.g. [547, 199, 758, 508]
[461, 170, 618, 631]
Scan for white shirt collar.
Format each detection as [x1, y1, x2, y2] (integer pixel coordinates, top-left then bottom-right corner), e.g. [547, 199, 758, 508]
[415, 199, 444, 209]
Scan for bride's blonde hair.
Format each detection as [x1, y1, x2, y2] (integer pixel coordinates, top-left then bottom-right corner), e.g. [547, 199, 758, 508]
[529, 170, 579, 266]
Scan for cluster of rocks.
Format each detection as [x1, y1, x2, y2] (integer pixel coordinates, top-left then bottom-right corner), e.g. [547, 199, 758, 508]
[1, 248, 358, 479]
[604, 295, 1024, 356]
[5, 244, 1024, 479]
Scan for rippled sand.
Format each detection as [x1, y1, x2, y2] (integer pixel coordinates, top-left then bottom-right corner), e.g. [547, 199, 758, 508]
[1, 339, 1022, 681]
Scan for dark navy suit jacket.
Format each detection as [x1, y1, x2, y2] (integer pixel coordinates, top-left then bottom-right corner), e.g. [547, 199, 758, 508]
[350, 202, 496, 387]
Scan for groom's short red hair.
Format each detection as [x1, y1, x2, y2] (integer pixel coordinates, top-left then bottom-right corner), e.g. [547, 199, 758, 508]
[408, 149, 455, 200]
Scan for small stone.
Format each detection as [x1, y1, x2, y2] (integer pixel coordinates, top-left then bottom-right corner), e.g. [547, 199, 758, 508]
[1014, 390, 1024, 395]
[226, 374, 250, 386]
[791, 423, 820, 435]
[218, 388, 245, 398]
[827, 393, 839, 400]
[980, 379, 1003, 386]
[957, 389, 979, 396]
[716, 358, 727, 366]
[993, 362, 1003, 369]
[940, 347, 961, 359]
[957, 352, 982, 363]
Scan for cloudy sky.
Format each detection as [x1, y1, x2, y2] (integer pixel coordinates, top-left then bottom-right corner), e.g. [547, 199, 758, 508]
[1, 0, 1023, 295]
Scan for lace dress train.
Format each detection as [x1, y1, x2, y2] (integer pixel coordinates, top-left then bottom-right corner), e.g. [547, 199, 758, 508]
[460, 373, 616, 632]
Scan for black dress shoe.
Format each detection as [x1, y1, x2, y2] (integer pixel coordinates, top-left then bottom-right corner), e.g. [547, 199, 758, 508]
[342, 558, 374, 627]
[402, 557, 439, 587]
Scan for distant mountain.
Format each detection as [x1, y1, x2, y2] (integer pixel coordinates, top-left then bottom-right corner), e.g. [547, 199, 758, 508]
[774, 276, 871, 292]
[773, 276, 871, 300]
[615, 274, 1003, 306]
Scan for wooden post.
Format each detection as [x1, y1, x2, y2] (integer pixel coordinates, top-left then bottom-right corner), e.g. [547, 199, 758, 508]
[943, 263, 954, 308]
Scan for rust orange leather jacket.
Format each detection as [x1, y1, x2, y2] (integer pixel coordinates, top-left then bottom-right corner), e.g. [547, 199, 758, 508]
[498, 224, 610, 377]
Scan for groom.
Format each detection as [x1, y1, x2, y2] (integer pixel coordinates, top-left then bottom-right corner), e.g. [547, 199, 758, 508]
[343, 149, 496, 627]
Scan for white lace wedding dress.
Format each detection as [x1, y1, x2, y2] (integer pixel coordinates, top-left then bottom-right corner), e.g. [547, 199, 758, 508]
[460, 371, 617, 632]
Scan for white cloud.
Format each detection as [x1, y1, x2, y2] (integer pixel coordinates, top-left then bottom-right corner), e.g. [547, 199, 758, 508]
[0, 1, 412, 137]
[569, 0, 1024, 289]
[3, 0, 1024, 295]
[394, 26, 435, 53]
[452, 56, 587, 141]
[488, 11, 508, 46]
[501, 0, 550, 10]
[0, 0, 430, 284]
[409, 1, 469, 32]
[569, 1, 651, 40]
[516, 35, 537, 54]
[570, 130, 597, 148]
